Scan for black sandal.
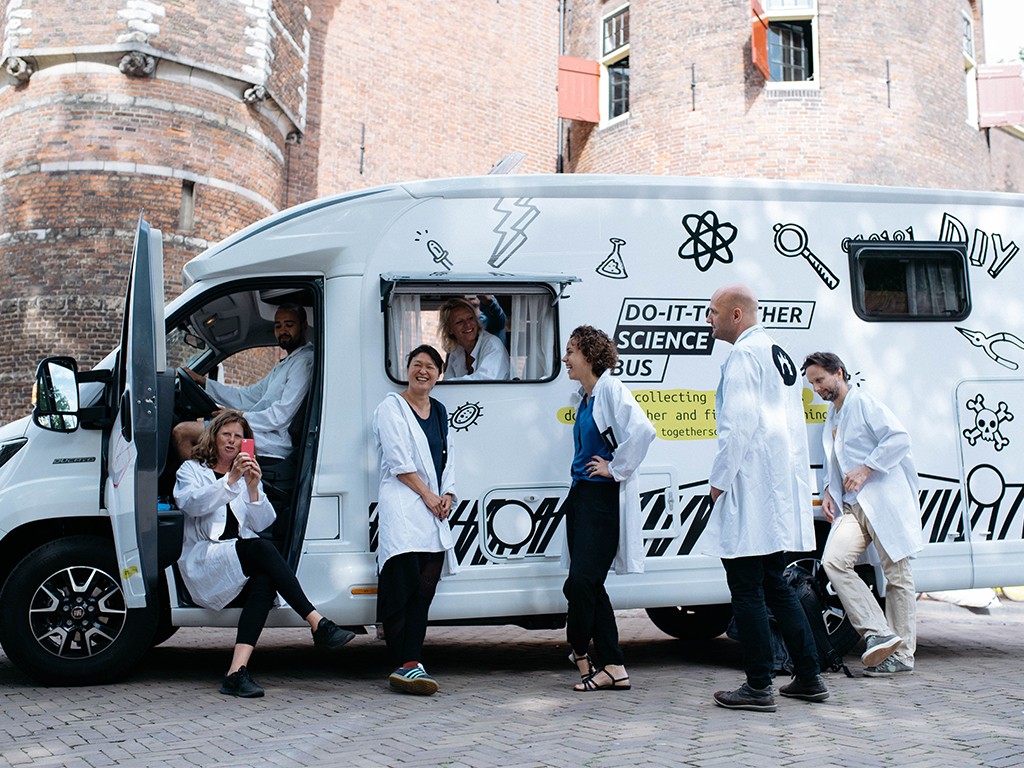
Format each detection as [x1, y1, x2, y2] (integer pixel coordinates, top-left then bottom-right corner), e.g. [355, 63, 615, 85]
[567, 651, 595, 680]
[574, 667, 631, 692]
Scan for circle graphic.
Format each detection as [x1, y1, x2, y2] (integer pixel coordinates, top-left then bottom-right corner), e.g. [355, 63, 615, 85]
[966, 464, 1005, 507]
[489, 501, 535, 549]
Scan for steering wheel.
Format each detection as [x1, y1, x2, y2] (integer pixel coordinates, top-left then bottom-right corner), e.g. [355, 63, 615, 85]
[174, 367, 219, 421]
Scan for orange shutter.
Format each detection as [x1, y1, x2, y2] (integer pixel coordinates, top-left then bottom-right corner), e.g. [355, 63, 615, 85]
[558, 56, 600, 123]
[751, 0, 770, 81]
[977, 63, 1024, 127]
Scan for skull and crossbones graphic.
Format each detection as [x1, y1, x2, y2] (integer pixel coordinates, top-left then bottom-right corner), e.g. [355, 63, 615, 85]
[963, 394, 1014, 451]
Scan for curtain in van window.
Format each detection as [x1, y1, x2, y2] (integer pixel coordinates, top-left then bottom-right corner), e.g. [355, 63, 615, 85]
[906, 261, 960, 315]
[509, 294, 554, 380]
[389, 294, 422, 377]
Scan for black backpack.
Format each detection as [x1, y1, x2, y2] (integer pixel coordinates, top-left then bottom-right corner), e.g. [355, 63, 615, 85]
[783, 560, 857, 677]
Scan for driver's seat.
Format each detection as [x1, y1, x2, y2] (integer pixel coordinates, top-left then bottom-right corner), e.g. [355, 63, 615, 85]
[257, 394, 308, 545]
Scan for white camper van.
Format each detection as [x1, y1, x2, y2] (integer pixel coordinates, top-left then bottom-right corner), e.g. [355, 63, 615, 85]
[1, 175, 1022, 685]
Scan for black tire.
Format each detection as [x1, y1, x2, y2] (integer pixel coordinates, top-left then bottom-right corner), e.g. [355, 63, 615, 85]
[646, 603, 732, 643]
[0, 536, 158, 685]
[151, 623, 179, 648]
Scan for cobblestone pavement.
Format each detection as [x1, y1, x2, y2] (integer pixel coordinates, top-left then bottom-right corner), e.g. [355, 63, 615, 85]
[2, 597, 1024, 767]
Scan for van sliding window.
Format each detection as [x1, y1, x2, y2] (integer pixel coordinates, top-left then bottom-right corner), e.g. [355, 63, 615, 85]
[847, 241, 970, 322]
[384, 285, 560, 384]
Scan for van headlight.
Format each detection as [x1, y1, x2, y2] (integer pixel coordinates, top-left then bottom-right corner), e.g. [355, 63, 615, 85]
[0, 438, 27, 469]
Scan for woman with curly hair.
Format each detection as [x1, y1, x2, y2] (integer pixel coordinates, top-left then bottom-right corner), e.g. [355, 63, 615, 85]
[561, 325, 655, 692]
[437, 297, 510, 380]
[175, 410, 355, 697]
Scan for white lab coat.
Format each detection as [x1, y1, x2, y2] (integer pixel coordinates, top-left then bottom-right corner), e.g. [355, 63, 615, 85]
[560, 370, 657, 575]
[821, 386, 923, 562]
[205, 343, 313, 459]
[174, 460, 276, 610]
[373, 392, 458, 576]
[704, 326, 815, 558]
[445, 331, 510, 381]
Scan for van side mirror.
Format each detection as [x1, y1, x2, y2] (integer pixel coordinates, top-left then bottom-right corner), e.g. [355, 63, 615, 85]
[33, 356, 80, 432]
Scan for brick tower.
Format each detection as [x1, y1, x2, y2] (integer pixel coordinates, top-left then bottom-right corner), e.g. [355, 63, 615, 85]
[0, 0, 561, 420]
[0, 0, 315, 419]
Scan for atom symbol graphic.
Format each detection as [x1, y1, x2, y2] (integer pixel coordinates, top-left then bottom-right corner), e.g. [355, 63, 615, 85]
[677, 210, 738, 272]
[450, 402, 483, 431]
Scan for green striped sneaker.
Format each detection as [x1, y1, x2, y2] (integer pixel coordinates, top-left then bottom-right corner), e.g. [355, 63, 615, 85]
[389, 663, 439, 695]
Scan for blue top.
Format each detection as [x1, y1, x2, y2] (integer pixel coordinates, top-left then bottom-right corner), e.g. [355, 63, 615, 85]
[412, 397, 448, 487]
[571, 393, 614, 484]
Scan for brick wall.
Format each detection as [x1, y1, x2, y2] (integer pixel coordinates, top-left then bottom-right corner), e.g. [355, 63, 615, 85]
[297, 0, 560, 196]
[1, 0, 1022, 425]
[563, 0, 1020, 192]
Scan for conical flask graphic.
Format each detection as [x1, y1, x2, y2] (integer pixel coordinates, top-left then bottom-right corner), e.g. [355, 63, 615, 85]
[596, 238, 628, 279]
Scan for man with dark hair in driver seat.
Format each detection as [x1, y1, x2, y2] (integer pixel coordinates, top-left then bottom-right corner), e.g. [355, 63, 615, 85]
[172, 304, 313, 465]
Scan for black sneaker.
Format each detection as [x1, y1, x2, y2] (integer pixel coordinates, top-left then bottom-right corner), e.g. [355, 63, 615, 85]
[713, 682, 777, 712]
[779, 674, 830, 702]
[220, 666, 265, 698]
[388, 663, 439, 696]
[312, 617, 356, 650]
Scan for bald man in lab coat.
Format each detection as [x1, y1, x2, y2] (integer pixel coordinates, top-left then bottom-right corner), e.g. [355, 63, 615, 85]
[705, 284, 828, 712]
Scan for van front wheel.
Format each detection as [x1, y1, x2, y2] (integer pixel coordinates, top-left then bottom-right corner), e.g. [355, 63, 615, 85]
[646, 604, 732, 644]
[0, 536, 158, 685]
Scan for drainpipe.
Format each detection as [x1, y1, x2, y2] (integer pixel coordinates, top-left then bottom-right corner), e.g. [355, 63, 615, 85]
[557, 0, 566, 173]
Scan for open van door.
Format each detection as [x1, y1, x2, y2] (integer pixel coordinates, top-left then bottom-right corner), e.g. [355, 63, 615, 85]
[106, 217, 171, 608]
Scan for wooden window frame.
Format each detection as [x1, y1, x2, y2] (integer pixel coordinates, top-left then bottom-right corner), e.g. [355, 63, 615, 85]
[600, 4, 631, 125]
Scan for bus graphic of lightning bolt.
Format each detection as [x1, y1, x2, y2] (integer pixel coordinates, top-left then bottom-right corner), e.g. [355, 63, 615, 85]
[489, 198, 540, 268]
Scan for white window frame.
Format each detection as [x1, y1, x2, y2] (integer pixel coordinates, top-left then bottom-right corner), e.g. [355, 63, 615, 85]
[963, 9, 979, 127]
[599, 3, 630, 126]
[763, 0, 819, 90]
[382, 281, 566, 385]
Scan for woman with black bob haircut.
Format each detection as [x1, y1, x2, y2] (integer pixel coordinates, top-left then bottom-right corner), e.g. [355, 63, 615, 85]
[560, 325, 656, 691]
[372, 344, 457, 695]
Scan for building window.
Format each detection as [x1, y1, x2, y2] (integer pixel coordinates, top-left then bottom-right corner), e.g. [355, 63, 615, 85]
[607, 57, 630, 119]
[755, 0, 818, 85]
[961, 10, 975, 59]
[769, 20, 812, 81]
[963, 10, 978, 126]
[848, 241, 970, 322]
[179, 180, 195, 231]
[601, 5, 630, 122]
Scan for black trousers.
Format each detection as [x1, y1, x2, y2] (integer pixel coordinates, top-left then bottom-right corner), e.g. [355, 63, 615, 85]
[377, 551, 444, 666]
[722, 551, 820, 689]
[234, 537, 316, 647]
[562, 480, 624, 667]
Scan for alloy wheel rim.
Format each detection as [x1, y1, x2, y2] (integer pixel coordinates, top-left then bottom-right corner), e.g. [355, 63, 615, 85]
[28, 565, 127, 658]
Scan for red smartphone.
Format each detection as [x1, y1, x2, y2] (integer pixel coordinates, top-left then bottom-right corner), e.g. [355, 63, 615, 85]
[240, 439, 255, 459]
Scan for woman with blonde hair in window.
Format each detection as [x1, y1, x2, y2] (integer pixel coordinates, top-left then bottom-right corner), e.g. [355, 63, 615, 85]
[438, 297, 510, 381]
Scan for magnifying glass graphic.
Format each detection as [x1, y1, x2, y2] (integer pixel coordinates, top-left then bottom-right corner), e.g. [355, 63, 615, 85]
[773, 223, 840, 290]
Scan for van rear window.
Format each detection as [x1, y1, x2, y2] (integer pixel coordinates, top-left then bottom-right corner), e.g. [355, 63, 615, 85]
[384, 285, 560, 384]
[848, 241, 970, 322]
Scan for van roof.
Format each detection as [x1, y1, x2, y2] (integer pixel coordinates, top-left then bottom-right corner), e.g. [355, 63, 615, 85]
[181, 174, 1024, 286]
